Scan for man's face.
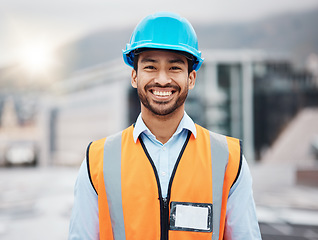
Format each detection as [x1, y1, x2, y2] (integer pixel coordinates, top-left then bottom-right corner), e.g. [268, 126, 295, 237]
[131, 50, 196, 117]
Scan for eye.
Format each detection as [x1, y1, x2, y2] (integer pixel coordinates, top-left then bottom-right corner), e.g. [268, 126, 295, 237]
[144, 65, 156, 70]
[170, 66, 182, 71]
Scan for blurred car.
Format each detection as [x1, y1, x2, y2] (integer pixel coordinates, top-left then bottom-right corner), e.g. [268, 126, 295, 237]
[4, 141, 37, 166]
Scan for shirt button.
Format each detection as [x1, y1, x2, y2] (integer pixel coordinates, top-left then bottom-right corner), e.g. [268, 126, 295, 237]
[162, 147, 166, 151]
[161, 172, 167, 176]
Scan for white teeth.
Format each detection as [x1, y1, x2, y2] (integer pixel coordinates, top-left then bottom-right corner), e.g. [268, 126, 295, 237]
[153, 90, 172, 97]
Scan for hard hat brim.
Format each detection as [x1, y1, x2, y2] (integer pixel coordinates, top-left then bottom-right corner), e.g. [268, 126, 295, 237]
[123, 43, 204, 71]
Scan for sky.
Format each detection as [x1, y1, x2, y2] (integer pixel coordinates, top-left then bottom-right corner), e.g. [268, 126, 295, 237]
[1, 0, 318, 69]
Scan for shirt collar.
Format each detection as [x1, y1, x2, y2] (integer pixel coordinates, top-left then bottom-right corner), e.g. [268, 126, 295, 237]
[133, 112, 197, 143]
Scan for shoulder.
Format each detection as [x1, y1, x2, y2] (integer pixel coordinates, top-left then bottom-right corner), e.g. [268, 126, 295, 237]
[89, 125, 134, 151]
[195, 124, 242, 187]
[86, 126, 133, 194]
[88, 125, 135, 163]
[195, 124, 241, 150]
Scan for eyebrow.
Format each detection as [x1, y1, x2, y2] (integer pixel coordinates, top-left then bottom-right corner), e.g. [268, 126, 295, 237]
[140, 58, 186, 64]
[140, 58, 158, 64]
[169, 58, 186, 64]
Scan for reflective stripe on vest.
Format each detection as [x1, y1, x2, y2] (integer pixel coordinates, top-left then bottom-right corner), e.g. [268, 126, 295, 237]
[88, 124, 241, 240]
[103, 131, 126, 240]
[210, 132, 229, 240]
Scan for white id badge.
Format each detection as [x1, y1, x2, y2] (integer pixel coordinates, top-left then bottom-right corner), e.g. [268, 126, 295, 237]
[170, 202, 213, 232]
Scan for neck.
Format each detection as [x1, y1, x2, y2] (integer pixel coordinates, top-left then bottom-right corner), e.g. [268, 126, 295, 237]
[141, 107, 184, 144]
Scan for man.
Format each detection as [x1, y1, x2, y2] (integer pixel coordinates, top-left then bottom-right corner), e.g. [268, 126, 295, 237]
[69, 12, 262, 240]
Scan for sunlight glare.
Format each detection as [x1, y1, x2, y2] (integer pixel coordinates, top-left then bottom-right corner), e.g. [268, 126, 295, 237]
[20, 41, 56, 74]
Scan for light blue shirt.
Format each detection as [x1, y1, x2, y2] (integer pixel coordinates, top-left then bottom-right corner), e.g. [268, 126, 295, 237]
[69, 112, 262, 239]
[133, 112, 196, 197]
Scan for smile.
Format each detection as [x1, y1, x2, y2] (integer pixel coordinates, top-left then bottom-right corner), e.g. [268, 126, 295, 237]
[152, 90, 173, 97]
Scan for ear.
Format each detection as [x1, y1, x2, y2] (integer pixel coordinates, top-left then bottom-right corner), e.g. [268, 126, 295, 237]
[131, 69, 137, 88]
[188, 70, 196, 90]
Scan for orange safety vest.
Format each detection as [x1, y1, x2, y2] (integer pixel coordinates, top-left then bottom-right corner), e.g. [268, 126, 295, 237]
[88, 124, 241, 240]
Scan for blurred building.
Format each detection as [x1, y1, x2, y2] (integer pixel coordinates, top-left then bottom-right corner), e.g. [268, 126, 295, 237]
[196, 50, 317, 161]
[37, 60, 132, 166]
[36, 49, 317, 166]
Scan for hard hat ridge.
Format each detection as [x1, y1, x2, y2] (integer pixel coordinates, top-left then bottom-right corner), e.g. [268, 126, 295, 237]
[123, 12, 204, 71]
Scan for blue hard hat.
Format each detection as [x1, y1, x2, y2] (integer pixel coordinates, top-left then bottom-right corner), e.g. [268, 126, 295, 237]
[123, 12, 204, 71]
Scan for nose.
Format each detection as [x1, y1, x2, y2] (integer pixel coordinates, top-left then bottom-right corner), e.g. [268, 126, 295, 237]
[154, 70, 172, 85]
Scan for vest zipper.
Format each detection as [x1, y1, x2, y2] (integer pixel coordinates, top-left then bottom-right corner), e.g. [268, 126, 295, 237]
[161, 197, 169, 240]
[139, 137, 167, 240]
[139, 131, 191, 240]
